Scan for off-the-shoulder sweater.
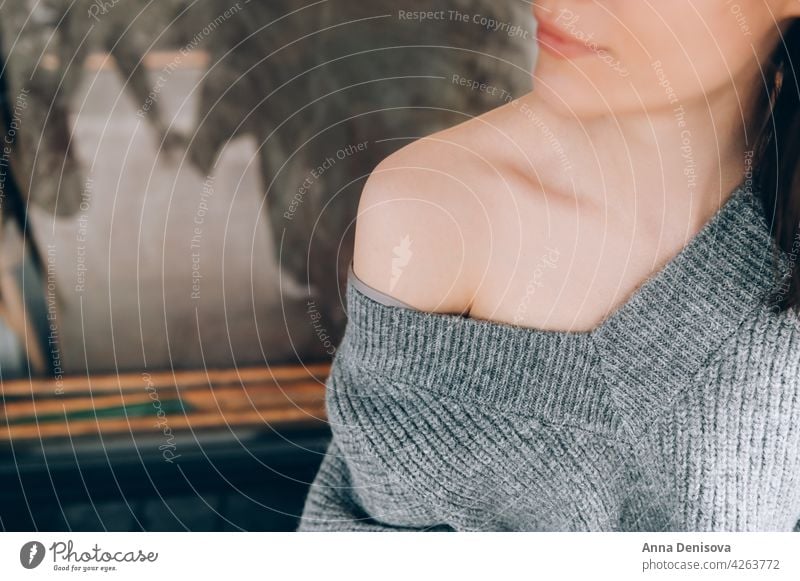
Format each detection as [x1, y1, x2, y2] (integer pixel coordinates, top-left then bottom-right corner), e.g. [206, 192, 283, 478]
[299, 184, 800, 531]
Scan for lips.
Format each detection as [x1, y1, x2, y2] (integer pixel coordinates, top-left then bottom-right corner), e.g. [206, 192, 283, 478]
[535, 13, 600, 59]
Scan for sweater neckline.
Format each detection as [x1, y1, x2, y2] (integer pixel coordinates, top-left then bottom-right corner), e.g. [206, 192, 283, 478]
[341, 183, 784, 433]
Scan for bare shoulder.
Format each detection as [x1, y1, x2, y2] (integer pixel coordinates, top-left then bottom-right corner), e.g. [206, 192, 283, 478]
[351, 111, 514, 314]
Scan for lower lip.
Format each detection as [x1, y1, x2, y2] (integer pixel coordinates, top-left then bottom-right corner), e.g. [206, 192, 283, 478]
[536, 25, 596, 59]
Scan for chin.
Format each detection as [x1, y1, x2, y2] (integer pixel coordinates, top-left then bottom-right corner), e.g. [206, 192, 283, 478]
[533, 56, 644, 119]
[532, 64, 606, 119]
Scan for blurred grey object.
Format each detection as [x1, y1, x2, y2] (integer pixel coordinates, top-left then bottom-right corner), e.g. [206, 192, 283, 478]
[0, 0, 186, 216]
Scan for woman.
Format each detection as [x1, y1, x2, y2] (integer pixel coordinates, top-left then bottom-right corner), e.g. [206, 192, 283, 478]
[299, 1, 800, 531]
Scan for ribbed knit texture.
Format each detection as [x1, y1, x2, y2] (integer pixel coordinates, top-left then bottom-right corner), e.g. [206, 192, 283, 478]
[298, 185, 800, 531]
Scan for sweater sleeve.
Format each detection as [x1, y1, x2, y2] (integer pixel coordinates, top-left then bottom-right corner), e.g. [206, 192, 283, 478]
[645, 312, 800, 531]
[297, 439, 449, 532]
[297, 439, 389, 531]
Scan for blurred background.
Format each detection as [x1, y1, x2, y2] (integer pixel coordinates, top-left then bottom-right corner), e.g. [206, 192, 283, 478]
[0, 0, 533, 531]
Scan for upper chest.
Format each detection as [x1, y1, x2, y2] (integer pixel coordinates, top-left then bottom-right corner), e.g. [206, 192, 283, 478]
[466, 192, 694, 333]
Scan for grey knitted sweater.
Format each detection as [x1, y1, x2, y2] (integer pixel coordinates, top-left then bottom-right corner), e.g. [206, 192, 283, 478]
[299, 185, 800, 531]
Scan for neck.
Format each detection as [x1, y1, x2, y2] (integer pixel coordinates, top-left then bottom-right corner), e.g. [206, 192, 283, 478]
[519, 84, 756, 231]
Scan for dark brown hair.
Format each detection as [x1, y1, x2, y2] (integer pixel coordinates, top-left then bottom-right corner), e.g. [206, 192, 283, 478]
[754, 19, 800, 313]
